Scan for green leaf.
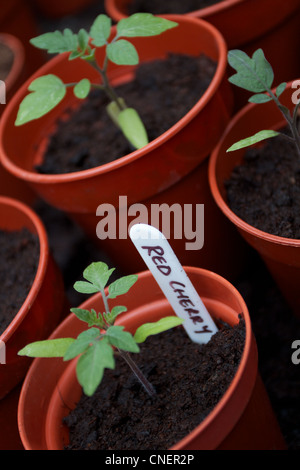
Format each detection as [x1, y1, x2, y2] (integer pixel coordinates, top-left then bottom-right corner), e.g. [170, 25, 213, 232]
[70, 307, 97, 324]
[68, 50, 84, 60]
[117, 13, 178, 38]
[76, 338, 115, 396]
[117, 108, 149, 149]
[276, 82, 287, 97]
[74, 78, 91, 99]
[134, 316, 184, 343]
[108, 274, 138, 299]
[78, 28, 89, 52]
[110, 305, 127, 319]
[90, 14, 112, 47]
[252, 49, 274, 89]
[30, 28, 78, 54]
[15, 74, 66, 126]
[83, 262, 115, 291]
[248, 93, 272, 104]
[63, 328, 100, 361]
[106, 98, 126, 127]
[228, 49, 268, 93]
[73, 281, 99, 294]
[78, 339, 115, 395]
[106, 325, 139, 352]
[104, 306, 127, 325]
[81, 47, 96, 62]
[106, 39, 139, 65]
[226, 130, 280, 152]
[18, 338, 75, 358]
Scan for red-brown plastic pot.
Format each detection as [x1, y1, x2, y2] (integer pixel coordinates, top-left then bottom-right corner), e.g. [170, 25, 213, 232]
[0, 34, 25, 113]
[32, 0, 97, 18]
[0, 383, 24, 450]
[0, 15, 240, 276]
[105, 0, 300, 109]
[0, 34, 35, 203]
[18, 267, 285, 450]
[0, 0, 45, 76]
[0, 196, 67, 399]
[209, 81, 300, 316]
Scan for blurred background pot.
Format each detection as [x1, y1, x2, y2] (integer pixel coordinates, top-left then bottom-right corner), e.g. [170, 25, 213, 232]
[31, 0, 98, 19]
[0, 33, 35, 204]
[0, 0, 45, 76]
[0, 196, 67, 399]
[0, 196, 67, 449]
[105, 0, 300, 110]
[209, 81, 300, 316]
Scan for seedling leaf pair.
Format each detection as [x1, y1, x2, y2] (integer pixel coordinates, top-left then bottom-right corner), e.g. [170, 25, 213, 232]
[15, 13, 178, 152]
[226, 48, 299, 155]
[18, 261, 184, 397]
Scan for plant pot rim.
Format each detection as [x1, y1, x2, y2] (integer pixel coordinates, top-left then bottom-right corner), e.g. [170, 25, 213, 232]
[18, 266, 256, 450]
[0, 196, 49, 342]
[105, 0, 245, 21]
[0, 14, 227, 184]
[208, 79, 300, 248]
[0, 33, 25, 94]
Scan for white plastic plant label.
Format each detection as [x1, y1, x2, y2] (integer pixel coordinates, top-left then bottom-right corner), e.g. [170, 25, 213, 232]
[129, 223, 218, 344]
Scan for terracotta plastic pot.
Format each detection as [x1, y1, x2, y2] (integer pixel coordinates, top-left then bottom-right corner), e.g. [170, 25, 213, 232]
[105, 0, 300, 109]
[0, 15, 240, 276]
[0, 0, 45, 76]
[18, 266, 285, 450]
[32, 0, 97, 18]
[209, 81, 300, 316]
[0, 383, 24, 450]
[105, 0, 298, 45]
[0, 34, 35, 204]
[0, 196, 67, 399]
[0, 34, 25, 112]
[18, 267, 285, 450]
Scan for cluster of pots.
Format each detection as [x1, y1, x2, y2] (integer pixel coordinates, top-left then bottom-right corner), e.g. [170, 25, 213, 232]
[0, 0, 300, 450]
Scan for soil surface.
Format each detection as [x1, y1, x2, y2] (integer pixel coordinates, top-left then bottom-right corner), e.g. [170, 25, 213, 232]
[225, 133, 300, 238]
[0, 229, 39, 335]
[37, 53, 216, 175]
[128, 0, 225, 15]
[64, 319, 245, 450]
[0, 41, 14, 81]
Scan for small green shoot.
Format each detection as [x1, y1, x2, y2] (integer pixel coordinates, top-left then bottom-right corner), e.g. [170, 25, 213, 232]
[15, 13, 178, 152]
[226, 48, 300, 156]
[18, 261, 183, 397]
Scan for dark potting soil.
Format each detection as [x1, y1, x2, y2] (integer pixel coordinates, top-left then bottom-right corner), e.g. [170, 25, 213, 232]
[225, 133, 300, 239]
[128, 0, 224, 15]
[0, 228, 39, 335]
[36, 53, 216, 175]
[0, 41, 14, 81]
[64, 319, 245, 450]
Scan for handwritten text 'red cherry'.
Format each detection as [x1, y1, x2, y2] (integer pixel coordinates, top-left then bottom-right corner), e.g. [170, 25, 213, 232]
[141, 245, 213, 336]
